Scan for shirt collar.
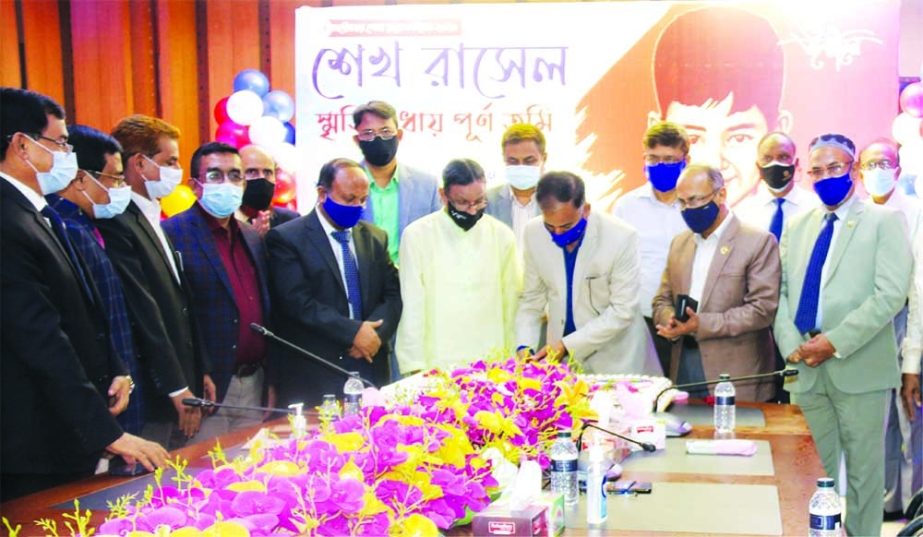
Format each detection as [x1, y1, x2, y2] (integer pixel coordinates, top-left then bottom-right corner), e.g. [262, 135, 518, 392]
[364, 163, 399, 191]
[46, 193, 88, 222]
[638, 182, 680, 207]
[694, 211, 734, 245]
[1, 171, 47, 212]
[317, 205, 349, 239]
[198, 202, 238, 235]
[827, 192, 857, 221]
[131, 191, 161, 221]
[507, 186, 537, 208]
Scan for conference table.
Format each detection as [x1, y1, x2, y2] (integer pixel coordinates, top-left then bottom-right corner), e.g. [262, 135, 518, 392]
[0, 402, 823, 536]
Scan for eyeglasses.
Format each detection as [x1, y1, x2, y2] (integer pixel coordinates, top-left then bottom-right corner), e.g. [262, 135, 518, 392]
[20, 133, 73, 153]
[859, 160, 896, 171]
[87, 170, 126, 187]
[449, 197, 488, 211]
[677, 189, 717, 210]
[806, 160, 852, 179]
[244, 168, 275, 180]
[200, 169, 244, 184]
[356, 128, 396, 142]
[643, 154, 684, 166]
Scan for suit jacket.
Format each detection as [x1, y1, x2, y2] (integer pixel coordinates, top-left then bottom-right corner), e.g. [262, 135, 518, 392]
[773, 200, 912, 394]
[360, 162, 441, 237]
[1, 179, 123, 474]
[270, 206, 299, 229]
[516, 212, 661, 375]
[485, 184, 541, 229]
[652, 215, 780, 401]
[96, 200, 207, 421]
[266, 211, 402, 405]
[163, 205, 271, 402]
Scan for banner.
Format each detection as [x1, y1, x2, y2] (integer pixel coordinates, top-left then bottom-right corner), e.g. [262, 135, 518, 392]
[296, 0, 899, 210]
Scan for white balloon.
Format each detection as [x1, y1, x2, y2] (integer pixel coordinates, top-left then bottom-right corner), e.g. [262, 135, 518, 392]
[226, 90, 264, 126]
[892, 112, 923, 145]
[248, 116, 287, 147]
[270, 142, 299, 172]
[899, 141, 923, 176]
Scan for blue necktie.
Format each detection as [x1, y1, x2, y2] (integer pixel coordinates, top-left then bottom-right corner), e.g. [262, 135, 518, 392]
[332, 230, 363, 320]
[794, 213, 838, 334]
[769, 198, 785, 241]
[41, 205, 95, 305]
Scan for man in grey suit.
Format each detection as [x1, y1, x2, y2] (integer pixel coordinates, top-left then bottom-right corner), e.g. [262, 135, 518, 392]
[353, 101, 441, 267]
[774, 133, 912, 537]
[485, 123, 545, 250]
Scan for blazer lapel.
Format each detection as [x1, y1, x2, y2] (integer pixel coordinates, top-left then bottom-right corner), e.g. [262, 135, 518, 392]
[306, 211, 347, 295]
[823, 201, 863, 287]
[499, 187, 514, 227]
[700, 216, 738, 308]
[190, 211, 235, 301]
[130, 203, 177, 281]
[676, 234, 696, 296]
[572, 214, 599, 295]
[353, 224, 373, 317]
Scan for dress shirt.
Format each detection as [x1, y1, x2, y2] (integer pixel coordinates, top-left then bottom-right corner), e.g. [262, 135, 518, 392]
[903, 231, 923, 374]
[131, 191, 181, 283]
[878, 188, 923, 241]
[562, 238, 583, 336]
[368, 172, 401, 265]
[689, 212, 734, 302]
[613, 183, 687, 316]
[733, 183, 818, 233]
[1, 171, 47, 213]
[510, 187, 538, 251]
[317, 207, 359, 319]
[396, 211, 520, 372]
[812, 194, 858, 329]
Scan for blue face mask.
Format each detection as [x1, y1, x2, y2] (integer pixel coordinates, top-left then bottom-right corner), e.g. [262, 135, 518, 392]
[681, 200, 720, 234]
[323, 195, 363, 228]
[549, 217, 587, 248]
[197, 182, 243, 218]
[813, 172, 853, 207]
[645, 161, 686, 192]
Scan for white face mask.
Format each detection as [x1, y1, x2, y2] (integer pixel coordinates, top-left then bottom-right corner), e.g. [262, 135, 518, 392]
[196, 181, 243, 218]
[83, 174, 131, 219]
[505, 165, 541, 190]
[862, 167, 897, 198]
[26, 138, 78, 195]
[142, 155, 183, 199]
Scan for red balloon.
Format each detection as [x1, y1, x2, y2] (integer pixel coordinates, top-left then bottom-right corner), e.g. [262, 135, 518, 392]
[274, 169, 296, 206]
[214, 96, 231, 124]
[215, 120, 249, 148]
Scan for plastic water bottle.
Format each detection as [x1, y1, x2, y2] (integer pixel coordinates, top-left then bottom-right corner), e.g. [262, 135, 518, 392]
[319, 394, 340, 421]
[809, 477, 842, 536]
[343, 372, 363, 416]
[585, 442, 608, 526]
[550, 430, 578, 505]
[714, 373, 736, 434]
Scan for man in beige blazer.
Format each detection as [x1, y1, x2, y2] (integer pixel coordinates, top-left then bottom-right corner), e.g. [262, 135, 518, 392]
[516, 172, 661, 375]
[652, 164, 780, 401]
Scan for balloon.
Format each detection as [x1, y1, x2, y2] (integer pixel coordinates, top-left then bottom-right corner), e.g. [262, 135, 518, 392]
[892, 113, 923, 145]
[232, 69, 270, 97]
[270, 142, 298, 172]
[899, 140, 923, 176]
[215, 120, 250, 148]
[213, 96, 230, 124]
[226, 90, 264, 126]
[899, 82, 923, 118]
[248, 116, 287, 147]
[262, 90, 295, 122]
[284, 122, 296, 144]
[160, 184, 197, 217]
[274, 169, 296, 206]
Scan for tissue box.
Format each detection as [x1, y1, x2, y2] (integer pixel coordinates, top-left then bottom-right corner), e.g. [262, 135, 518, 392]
[471, 504, 549, 536]
[626, 417, 666, 451]
[533, 492, 565, 536]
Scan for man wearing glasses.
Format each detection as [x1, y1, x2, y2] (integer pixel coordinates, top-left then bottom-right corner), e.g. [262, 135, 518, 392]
[396, 159, 520, 375]
[236, 144, 299, 237]
[773, 134, 912, 537]
[857, 139, 922, 520]
[652, 164, 780, 402]
[163, 142, 271, 441]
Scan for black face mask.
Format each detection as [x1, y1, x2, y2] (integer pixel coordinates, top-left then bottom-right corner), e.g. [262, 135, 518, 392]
[241, 178, 276, 211]
[446, 202, 484, 232]
[759, 164, 796, 191]
[359, 137, 399, 167]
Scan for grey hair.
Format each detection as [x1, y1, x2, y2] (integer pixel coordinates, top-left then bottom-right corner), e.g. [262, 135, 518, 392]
[683, 163, 724, 190]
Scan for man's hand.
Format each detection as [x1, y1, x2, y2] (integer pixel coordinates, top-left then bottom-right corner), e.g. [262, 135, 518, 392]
[902, 373, 922, 422]
[347, 345, 373, 363]
[533, 341, 566, 361]
[253, 210, 271, 238]
[264, 384, 278, 421]
[170, 388, 202, 438]
[107, 375, 132, 416]
[656, 309, 698, 339]
[353, 319, 383, 359]
[106, 433, 169, 472]
[786, 350, 804, 364]
[202, 374, 217, 415]
[798, 334, 836, 367]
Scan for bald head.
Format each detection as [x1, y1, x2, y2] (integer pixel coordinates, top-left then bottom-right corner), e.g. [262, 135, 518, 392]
[757, 132, 797, 166]
[240, 144, 276, 182]
[858, 139, 900, 169]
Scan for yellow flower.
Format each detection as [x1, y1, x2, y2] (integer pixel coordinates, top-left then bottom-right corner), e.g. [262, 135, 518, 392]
[170, 529, 202, 537]
[323, 432, 365, 452]
[200, 522, 250, 537]
[360, 489, 390, 516]
[226, 480, 266, 493]
[390, 514, 439, 537]
[487, 368, 512, 385]
[339, 459, 365, 481]
[255, 460, 302, 477]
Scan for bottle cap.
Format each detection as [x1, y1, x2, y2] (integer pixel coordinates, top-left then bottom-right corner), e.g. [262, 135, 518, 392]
[816, 477, 835, 488]
[719, 373, 730, 380]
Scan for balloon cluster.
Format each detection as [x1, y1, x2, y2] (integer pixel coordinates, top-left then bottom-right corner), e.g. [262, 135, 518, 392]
[892, 65, 923, 179]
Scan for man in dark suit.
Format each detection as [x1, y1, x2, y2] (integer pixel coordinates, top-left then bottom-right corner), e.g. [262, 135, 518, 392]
[236, 144, 299, 236]
[0, 88, 166, 501]
[96, 115, 209, 450]
[164, 142, 272, 441]
[267, 158, 402, 406]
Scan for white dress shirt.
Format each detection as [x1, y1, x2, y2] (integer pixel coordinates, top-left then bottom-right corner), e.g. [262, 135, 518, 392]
[317, 207, 359, 319]
[131, 191, 181, 284]
[878, 188, 923, 242]
[1, 171, 48, 213]
[903, 231, 923, 374]
[814, 194, 858, 329]
[734, 183, 819, 232]
[688, 212, 734, 302]
[509, 187, 538, 251]
[613, 183, 687, 316]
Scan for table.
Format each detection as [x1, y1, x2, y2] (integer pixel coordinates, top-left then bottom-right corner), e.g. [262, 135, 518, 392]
[0, 403, 823, 536]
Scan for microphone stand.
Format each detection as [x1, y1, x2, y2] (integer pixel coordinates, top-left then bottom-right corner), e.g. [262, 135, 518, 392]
[578, 420, 657, 453]
[249, 323, 377, 389]
[182, 397, 293, 415]
[652, 369, 798, 411]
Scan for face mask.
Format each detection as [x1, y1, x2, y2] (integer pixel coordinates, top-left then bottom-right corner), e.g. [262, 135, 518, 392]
[446, 201, 484, 232]
[644, 161, 686, 192]
[549, 217, 588, 248]
[323, 195, 363, 229]
[813, 172, 853, 207]
[681, 200, 720, 234]
[862, 168, 897, 198]
[196, 181, 243, 218]
[505, 165, 541, 191]
[84, 174, 131, 219]
[26, 139, 78, 195]
[359, 137, 399, 167]
[142, 156, 183, 200]
[242, 178, 276, 211]
[759, 162, 796, 191]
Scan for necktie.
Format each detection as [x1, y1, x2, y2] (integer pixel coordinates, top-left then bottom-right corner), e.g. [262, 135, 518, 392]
[793, 213, 838, 334]
[769, 198, 785, 241]
[41, 205, 95, 304]
[332, 230, 363, 320]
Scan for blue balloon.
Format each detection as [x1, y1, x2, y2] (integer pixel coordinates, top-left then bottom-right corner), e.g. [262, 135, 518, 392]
[233, 69, 270, 97]
[262, 90, 295, 122]
[284, 122, 296, 144]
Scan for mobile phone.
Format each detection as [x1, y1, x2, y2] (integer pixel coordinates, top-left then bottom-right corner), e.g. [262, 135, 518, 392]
[675, 294, 699, 322]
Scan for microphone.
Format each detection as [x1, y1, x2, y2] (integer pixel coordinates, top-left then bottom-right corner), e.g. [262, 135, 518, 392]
[182, 397, 293, 415]
[578, 419, 657, 453]
[652, 368, 798, 411]
[249, 323, 377, 389]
